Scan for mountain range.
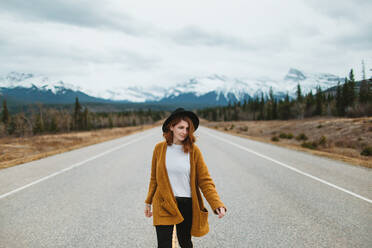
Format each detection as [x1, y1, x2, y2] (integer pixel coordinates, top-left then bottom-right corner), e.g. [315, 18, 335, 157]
[0, 69, 343, 108]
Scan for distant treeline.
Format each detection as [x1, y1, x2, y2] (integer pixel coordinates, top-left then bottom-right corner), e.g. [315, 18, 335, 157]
[197, 69, 372, 121]
[0, 97, 167, 137]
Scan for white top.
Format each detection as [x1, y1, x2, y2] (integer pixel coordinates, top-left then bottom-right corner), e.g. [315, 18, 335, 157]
[165, 144, 191, 197]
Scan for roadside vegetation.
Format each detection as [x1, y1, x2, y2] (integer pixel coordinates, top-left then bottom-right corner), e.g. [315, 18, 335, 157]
[0, 98, 168, 169]
[204, 117, 372, 168]
[0, 97, 167, 137]
[0, 123, 160, 169]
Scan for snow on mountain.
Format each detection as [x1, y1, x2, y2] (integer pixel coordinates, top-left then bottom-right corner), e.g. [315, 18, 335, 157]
[282, 68, 342, 96]
[0, 71, 83, 94]
[165, 75, 251, 100]
[151, 68, 342, 102]
[284, 68, 307, 81]
[96, 85, 166, 102]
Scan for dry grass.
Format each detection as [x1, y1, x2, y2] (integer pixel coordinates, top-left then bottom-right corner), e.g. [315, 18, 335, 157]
[1, 117, 371, 170]
[204, 117, 372, 168]
[0, 123, 161, 170]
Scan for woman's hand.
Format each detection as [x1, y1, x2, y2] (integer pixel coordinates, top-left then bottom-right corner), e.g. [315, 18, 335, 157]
[144, 204, 153, 217]
[215, 207, 226, 219]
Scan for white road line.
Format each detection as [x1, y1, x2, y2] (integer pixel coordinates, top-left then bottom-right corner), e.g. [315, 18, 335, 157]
[202, 130, 372, 204]
[0, 134, 153, 200]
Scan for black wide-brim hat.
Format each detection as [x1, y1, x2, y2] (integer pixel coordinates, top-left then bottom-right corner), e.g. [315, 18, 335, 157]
[162, 108, 199, 133]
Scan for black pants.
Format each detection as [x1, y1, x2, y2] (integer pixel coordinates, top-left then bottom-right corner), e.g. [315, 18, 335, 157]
[155, 196, 193, 248]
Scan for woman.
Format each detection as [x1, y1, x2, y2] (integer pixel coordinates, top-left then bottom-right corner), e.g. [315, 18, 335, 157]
[144, 108, 227, 248]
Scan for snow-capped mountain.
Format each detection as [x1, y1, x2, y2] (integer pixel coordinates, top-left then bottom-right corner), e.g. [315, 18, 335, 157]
[282, 68, 341, 95]
[0, 72, 111, 104]
[0, 69, 343, 106]
[98, 68, 342, 103]
[1, 72, 83, 93]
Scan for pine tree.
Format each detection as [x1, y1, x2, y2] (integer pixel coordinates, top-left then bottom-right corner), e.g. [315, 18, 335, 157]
[2, 100, 9, 124]
[326, 92, 333, 102]
[74, 97, 82, 130]
[336, 81, 344, 116]
[282, 92, 291, 119]
[314, 85, 323, 116]
[305, 91, 314, 117]
[267, 87, 274, 120]
[348, 69, 356, 106]
[212, 109, 217, 121]
[84, 107, 90, 130]
[33, 107, 44, 134]
[359, 80, 369, 103]
[7, 118, 16, 135]
[223, 107, 228, 121]
[272, 99, 278, 120]
[296, 83, 303, 103]
[243, 99, 247, 111]
[258, 92, 265, 120]
[342, 77, 349, 109]
[232, 104, 239, 121]
[251, 96, 259, 120]
[49, 115, 58, 133]
[349, 69, 355, 82]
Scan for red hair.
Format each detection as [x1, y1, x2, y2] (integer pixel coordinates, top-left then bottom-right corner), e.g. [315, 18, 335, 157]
[163, 115, 196, 153]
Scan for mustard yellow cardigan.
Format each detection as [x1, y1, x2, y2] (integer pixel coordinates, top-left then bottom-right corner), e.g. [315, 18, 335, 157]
[145, 140, 227, 237]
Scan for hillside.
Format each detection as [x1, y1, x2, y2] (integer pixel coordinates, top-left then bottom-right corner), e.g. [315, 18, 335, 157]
[204, 117, 372, 168]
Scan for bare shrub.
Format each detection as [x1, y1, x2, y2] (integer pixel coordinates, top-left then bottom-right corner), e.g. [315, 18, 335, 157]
[301, 141, 318, 149]
[296, 133, 308, 141]
[361, 147, 372, 156]
[318, 136, 327, 146]
[239, 126, 248, 132]
[271, 136, 279, 141]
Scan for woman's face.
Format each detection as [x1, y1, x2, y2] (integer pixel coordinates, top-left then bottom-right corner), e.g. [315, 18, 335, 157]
[170, 119, 189, 144]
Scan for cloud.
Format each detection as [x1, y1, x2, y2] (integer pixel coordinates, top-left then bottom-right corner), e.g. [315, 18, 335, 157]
[330, 26, 372, 50]
[0, 0, 371, 89]
[167, 25, 294, 57]
[170, 26, 253, 49]
[304, 0, 372, 21]
[0, 0, 150, 36]
[0, 16, 160, 89]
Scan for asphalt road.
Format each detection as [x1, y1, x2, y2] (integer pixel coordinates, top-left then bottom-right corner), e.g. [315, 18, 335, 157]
[0, 126, 371, 247]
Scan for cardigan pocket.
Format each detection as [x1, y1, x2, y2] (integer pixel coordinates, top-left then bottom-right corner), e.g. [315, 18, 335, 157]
[199, 207, 209, 228]
[159, 198, 176, 216]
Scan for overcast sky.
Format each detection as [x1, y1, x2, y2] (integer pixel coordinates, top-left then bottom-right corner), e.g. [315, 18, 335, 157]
[0, 0, 371, 91]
